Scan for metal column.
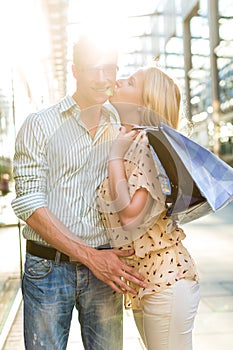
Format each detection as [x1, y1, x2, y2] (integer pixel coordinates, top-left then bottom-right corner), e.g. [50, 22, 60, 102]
[208, 0, 220, 155]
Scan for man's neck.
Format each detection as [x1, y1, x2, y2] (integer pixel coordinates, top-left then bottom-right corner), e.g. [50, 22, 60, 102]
[80, 105, 103, 139]
[72, 92, 105, 138]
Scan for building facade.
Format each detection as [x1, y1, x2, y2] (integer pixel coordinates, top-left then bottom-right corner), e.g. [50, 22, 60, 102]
[0, 0, 232, 168]
[119, 0, 233, 165]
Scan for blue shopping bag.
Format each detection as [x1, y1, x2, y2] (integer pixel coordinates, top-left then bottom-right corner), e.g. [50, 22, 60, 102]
[146, 123, 233, 224]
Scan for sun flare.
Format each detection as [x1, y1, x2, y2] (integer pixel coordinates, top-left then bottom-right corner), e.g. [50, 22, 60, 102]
[68, 0, 130, 54]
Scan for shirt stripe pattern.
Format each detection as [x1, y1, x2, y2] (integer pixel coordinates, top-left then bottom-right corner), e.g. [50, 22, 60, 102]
[12, 95, 120, 247]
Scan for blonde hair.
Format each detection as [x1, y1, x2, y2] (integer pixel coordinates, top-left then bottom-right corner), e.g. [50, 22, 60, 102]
[141, 66, 181, 130]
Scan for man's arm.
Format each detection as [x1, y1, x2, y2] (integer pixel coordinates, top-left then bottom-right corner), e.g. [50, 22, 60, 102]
[26, 207, 147, 294]
[13, 113, 146, 293]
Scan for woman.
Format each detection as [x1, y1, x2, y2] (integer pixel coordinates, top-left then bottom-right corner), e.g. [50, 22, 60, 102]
[97, 66, 200, 350]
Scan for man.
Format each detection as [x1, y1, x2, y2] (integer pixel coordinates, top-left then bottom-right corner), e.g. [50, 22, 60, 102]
[12, 36, 146, 350]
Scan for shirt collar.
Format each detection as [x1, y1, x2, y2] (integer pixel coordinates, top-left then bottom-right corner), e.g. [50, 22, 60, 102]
[59, 95, 80, 115]
[59, 95, 119, 124]
[101, 103, 120, 124]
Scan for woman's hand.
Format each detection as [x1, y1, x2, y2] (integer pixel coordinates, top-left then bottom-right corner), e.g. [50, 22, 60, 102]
[109, 126, 138, 160]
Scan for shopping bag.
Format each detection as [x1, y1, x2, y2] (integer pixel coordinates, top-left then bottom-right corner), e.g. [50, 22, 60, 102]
[145, 123, 233, 224]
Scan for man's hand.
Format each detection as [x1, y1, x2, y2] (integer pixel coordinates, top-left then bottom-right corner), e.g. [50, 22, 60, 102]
[26, 207, 146, 294]
[85, 247, 147, 294]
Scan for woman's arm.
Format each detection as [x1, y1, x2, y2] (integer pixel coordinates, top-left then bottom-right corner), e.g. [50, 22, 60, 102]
[108, 127, 152, 230]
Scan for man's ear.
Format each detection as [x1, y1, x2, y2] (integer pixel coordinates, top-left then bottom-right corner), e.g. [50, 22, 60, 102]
[72, 64, 78, 79]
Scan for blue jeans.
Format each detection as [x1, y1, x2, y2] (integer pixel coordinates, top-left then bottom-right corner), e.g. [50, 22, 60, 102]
[22, 253, 123, 350]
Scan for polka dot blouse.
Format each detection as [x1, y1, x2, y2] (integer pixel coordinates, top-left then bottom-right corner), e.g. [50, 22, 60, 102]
[97, 131, 198, 310]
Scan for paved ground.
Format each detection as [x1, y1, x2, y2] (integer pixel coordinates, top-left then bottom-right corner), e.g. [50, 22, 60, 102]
[1, 197, 233, 349]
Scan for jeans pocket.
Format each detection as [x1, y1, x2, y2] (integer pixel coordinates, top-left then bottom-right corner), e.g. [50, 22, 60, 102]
[24, 252, 54, 279]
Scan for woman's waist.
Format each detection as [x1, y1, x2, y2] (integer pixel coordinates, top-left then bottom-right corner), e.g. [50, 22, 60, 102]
[122, 240, 192, 264]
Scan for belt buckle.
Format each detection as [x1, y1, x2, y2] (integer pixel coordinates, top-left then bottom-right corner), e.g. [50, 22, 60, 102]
[69, 257, 81, 264]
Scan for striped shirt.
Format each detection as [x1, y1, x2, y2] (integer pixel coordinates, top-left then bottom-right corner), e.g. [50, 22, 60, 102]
[11, 95, 120, 247]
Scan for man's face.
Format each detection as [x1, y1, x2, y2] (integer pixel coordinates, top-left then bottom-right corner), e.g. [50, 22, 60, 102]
[72, 55, 118, 109]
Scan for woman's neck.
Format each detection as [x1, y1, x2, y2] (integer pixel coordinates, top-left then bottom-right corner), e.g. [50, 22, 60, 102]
[115, 104, 145, 132]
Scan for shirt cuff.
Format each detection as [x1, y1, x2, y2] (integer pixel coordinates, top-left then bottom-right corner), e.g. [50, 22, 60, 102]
[11, 192, 47, 221]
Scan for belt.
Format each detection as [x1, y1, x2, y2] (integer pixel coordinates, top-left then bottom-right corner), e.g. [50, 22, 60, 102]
[26, 240, 111, 262]
[26, 240, 71, 262]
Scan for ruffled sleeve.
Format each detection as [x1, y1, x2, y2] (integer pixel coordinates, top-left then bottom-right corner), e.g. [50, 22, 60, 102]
[126, 132, 165, 200]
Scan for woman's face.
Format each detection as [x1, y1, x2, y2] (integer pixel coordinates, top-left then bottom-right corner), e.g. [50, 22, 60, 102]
[110, 69, 145, 106]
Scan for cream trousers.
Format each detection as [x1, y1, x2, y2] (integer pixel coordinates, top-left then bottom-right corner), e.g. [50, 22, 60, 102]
[133, 279, 200, 350]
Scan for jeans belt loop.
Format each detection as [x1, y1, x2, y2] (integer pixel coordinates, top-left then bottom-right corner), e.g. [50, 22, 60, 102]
[55, 251, 61, 264]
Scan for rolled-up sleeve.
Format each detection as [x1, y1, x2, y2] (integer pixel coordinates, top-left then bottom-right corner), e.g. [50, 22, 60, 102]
[11, 113, 48, 221]
[11, 192, 47, 221]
